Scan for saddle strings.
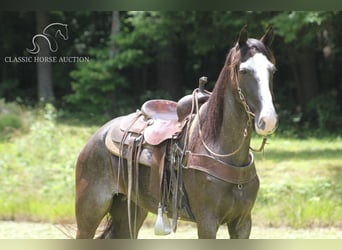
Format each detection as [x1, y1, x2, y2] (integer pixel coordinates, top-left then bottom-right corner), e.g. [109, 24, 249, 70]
[118, 111, 144, 239]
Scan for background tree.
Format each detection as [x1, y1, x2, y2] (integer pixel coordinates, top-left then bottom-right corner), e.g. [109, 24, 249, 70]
[35, 11, 55, 103]
[271, 11, 340, 131]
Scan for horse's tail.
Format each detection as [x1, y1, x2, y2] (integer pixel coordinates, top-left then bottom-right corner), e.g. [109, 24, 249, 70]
[26, 35, 40, 54]
[96, 216, 114, 239]
[26, 34, 58, 54]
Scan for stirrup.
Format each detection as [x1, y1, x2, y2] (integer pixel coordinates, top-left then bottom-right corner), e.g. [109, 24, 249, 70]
[154, 203, 171, 235]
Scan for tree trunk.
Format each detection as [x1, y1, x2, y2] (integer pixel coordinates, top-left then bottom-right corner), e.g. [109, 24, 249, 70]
[156, 43, 184, 100]
[296, 47, 319, 110]
[36, 11, 54, 103]
[110, 11, 120, 58]
[108, 11, 120, 116]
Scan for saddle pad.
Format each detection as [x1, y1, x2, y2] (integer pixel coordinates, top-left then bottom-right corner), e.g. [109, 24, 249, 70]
[105, 126, 154, 168]
[105, 119, 167, 199]
[120, 112, 148, 135]
[109, 115, 138, 144]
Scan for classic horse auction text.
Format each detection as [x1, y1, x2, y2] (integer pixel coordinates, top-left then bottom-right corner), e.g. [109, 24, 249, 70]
[4, 56, 90, 63]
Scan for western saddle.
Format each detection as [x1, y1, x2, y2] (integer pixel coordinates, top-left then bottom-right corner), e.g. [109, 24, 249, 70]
[106, 77, 210, 159]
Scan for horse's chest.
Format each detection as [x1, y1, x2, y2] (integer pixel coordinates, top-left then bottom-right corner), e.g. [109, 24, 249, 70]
[196, 174, 259, 222]
[219, 177, 260, 222]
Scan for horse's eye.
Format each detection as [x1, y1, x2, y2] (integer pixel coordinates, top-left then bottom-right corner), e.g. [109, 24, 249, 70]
[239, 69, 248, 75]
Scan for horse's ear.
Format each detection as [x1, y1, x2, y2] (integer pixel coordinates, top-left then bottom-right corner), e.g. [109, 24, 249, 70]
[260, 26, 274, 47]
[238, 25, 248, 47]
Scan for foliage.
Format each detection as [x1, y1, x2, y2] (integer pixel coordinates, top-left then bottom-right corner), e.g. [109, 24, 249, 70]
[0, 105, 97, 222]
[65, 11, 342, 134]
[0, 99, 28, 140]
[65, 12, 157, 116]
[65, 48, 126, 115]
[307, 92, 342, 133]
[1, 11, 342, 134]
[271, 11, 331, 44]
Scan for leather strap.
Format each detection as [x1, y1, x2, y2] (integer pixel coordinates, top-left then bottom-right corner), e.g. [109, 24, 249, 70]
[184, 151, 257, 184]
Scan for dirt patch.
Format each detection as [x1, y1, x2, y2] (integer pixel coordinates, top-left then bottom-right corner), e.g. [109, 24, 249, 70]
[0, 221, 341, 239]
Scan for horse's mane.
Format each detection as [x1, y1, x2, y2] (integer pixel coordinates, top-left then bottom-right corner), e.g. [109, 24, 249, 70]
[201, 38, 275, 141]
[200, 46, 239, 141]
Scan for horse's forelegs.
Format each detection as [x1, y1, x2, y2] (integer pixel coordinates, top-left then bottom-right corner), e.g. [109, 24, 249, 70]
[196, 216, 219, 239]
[227, 214, 252, 239]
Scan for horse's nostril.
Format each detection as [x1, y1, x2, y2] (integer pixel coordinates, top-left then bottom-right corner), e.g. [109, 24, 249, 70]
[258, 118, 266, 130]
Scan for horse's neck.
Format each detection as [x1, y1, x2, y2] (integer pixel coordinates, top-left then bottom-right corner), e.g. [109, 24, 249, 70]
[196, 88, 252, 166]
[219, 90, 252, 165]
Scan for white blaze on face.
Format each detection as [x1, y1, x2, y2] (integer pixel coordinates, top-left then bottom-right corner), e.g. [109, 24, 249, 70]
[239, 53, 278, 136]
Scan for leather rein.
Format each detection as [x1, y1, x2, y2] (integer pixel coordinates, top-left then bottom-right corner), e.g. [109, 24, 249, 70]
[191, 87, 268, 159]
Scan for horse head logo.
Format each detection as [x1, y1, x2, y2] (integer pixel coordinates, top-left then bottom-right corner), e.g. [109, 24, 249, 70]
[26, 23, 69, 55]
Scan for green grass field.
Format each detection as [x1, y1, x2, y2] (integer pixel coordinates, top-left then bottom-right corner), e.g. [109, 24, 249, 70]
[0, 104, 341, 228]
[251, 136, 342, 228]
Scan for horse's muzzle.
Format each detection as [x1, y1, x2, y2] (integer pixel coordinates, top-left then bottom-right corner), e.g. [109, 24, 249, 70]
[255, 110, 278, 136]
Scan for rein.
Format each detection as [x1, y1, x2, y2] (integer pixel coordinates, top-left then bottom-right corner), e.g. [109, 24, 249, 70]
[193, 87, 267, 158]
[238, 87, 268, 153]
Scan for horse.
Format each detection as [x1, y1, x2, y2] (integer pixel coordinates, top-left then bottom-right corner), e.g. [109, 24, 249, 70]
[75, 26, 278, 239]
[26, 23, 68, 54]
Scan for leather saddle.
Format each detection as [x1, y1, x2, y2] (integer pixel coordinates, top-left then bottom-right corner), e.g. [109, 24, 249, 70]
[105, 91, 209, 186]
[105, 76, 210, 173]
[106, 99, 188, 147]
[104, 98, 192, 172]
[105, 90, 210, 165]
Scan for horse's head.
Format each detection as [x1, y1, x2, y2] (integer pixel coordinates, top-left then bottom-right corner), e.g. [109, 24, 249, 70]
[234, 26, 278, 136]
[56, 23, 69, 41]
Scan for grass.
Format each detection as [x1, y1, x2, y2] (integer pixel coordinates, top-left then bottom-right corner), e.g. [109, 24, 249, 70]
[0, 102, 341, 228]
[251, 136, 342, 228]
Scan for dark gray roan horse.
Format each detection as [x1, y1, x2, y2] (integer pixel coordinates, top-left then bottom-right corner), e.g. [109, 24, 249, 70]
[75, 26, 278, 239]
